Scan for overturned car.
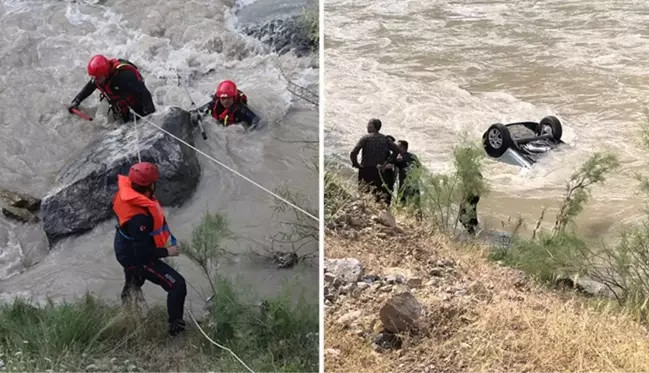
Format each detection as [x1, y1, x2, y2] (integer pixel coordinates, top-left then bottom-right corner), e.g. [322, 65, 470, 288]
[482, 116, 564, 168]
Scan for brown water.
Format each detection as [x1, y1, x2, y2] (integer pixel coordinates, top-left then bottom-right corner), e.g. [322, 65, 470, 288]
[324, 0, 649, 240]
[0, 0, 319, 311]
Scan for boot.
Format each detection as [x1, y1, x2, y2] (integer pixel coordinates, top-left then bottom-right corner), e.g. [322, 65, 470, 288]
[169, 319, 186, 336]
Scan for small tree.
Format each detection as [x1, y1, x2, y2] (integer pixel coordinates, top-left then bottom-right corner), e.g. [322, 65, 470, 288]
[398, 137, 489, 237]
[179, 210, 234, 298]
[553, 152, 619, 235]
[564, 113, 649, 313]
[179, 210, 319, 371]
[491, 152, 619, 285]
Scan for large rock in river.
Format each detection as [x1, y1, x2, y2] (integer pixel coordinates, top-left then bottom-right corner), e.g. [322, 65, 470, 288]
[40, 107, 201, 244]
[239, 15, 317, 57]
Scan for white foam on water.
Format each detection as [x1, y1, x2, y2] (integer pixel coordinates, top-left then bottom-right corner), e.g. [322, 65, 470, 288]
[325, 0, 649, 234]
[0, 0, 318, 304]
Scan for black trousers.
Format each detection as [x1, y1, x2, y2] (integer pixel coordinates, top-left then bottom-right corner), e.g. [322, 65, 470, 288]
[459, 195, 481, 234]
[119, 258, 187, 324]
[358, 167, 391, 206]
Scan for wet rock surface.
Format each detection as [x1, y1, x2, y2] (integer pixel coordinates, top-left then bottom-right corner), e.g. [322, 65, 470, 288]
[0, 189, 40, 211]
[239, 16, 316, 57]
[0, 189, 41, 223]
[40, 107, 201, 244]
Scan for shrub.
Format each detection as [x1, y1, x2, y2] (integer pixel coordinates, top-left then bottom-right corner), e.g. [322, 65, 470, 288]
[393, 137, 489, 237]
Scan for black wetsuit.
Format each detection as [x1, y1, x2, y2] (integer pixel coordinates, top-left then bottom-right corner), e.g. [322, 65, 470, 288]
[114, 213, 187, 335]
[73, 68, 156, 123]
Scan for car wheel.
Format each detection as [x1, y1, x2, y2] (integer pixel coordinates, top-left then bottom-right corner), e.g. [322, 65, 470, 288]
[538, 116, 563, 141]
[483, 123, 514, 158]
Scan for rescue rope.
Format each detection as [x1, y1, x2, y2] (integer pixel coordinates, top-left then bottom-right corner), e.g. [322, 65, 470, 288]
[128, 109, 319, 222]
[133, 113, 142, 163]
[185, 306, 255, 373]
[128, 284, 256, 373]
[176, 74, 208, 140]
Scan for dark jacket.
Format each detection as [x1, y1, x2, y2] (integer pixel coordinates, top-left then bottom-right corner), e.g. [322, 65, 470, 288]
[114, 213, 169, 267]
[74, 69, 156, 122]
[393, 151, 421, 187]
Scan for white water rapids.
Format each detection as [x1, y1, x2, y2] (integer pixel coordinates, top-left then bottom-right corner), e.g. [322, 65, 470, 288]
[325, 0, 649, 240]
[0, 0, 319, 311]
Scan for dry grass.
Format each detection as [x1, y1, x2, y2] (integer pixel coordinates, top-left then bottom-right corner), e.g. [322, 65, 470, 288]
[324, 201, 649, 373]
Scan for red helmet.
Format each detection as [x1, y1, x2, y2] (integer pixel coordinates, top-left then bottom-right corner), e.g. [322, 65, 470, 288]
[128, 162, 159, 186]
[87, 54, 111, 78]
[216, 80, 238, 98]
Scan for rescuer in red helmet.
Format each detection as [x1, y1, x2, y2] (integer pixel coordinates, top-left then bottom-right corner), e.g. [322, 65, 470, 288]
[191, 79, 260, 130]
[112, 161, 187, 336]
[68, 54, 156, 123]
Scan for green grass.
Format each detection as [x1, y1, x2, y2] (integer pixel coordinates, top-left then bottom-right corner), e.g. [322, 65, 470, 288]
[0, 282, 318, 372]
[0, 211, 319, 372]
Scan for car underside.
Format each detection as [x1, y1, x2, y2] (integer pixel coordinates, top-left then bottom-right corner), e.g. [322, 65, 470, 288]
[482, 116, 564, 168]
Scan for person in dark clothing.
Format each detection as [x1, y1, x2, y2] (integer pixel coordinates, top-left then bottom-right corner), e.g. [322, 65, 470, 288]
[350, 118, 403, 205]
[379, 135, 397, 204]
[190, 80, 260, 129]
[459, 172, 484, 235]
[112, 162, 187, 336]
[393, 140, 422, 205]
[68, 54, 156, 124]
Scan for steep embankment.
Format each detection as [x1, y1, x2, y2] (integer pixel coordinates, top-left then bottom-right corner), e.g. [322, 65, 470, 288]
[324, 196, 649, 372]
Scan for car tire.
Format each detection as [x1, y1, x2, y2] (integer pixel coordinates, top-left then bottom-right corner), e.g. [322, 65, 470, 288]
[538, 116, 563, 141]
[483, 123, 514, 158]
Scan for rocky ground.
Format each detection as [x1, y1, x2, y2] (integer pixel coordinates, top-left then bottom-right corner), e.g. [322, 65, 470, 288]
[324, 199, 649, 372]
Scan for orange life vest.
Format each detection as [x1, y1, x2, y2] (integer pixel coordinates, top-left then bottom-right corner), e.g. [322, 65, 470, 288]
[112, 174, 176, 248]
[96, 59, 144, 118]
[211, 90, 248, 126]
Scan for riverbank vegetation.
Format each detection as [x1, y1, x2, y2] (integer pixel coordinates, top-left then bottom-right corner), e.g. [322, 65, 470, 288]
[324, 126, 649, 371]
[0, 212, 319, 372]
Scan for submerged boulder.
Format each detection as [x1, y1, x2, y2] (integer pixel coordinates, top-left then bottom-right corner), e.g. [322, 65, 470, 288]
[40, 107, 201, 244]
[0, 189, 41, 211]
[239, 15, 316, 57]
[0, 189, 41, 223]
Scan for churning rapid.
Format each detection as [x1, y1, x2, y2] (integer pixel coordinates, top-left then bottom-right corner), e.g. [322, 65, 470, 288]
[0, 0, 319, 310]
[324, 0, 649, 239]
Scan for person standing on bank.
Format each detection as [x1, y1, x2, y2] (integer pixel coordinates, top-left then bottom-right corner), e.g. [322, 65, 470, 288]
[459, 171, 484, 235]
[379, 135, 398, 205]
[393, 140, 421, 203]
[112, 162, 188, 336]
[350, 118, 403, 205]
